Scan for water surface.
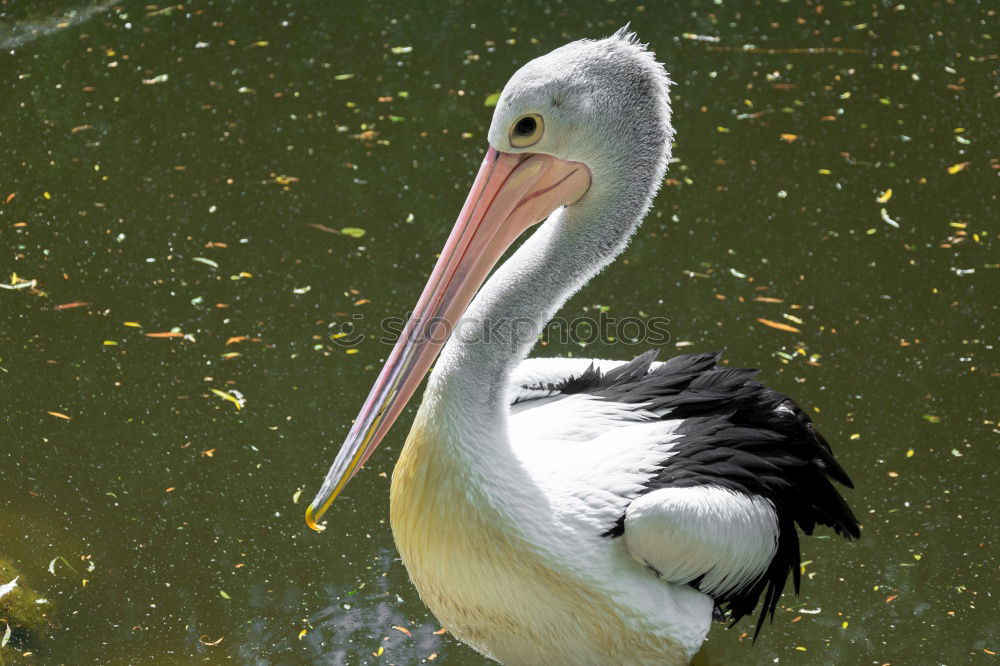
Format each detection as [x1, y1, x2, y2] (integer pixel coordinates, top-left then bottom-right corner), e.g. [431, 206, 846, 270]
[1, 0, 996, 663]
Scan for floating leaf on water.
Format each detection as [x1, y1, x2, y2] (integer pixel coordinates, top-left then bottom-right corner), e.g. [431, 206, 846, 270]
[298, 629, 307, 640]
[906, 448, 914, 457]
[142, 74, 169, 85]
[47, 411, 72, 421]
[922, 414, 941, 423]
[876, 188, 893, 203]
[390, 45, 412, 55]
[340, 227, 366, 238]
[124, 321, 142, 328]
[1, 623, 9, 649]
[392, 625, 413, 638]
[880, 208, 899, 228]
[47, 556, 78, 576]
[756, 318, 801, 333]
[374, 646, 384, 656]
[292, 488, 303, 504]
[779, 133, 798, 142]
[334, 73, 355, 81]
[219, 590, 231, 599]
[192, 257, 219, 269]
[211, 388, 245, 411]
[145, 331, 184, 338]
[946, 161, 970, 174]
[484, 92, 501, 107]
[199, 635, 224, 646]
[293, 286, 312, 295]
[55, 301, 91, 310]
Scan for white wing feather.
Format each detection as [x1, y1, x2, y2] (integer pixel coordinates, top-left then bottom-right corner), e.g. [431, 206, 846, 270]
[622, 485, 779, 597]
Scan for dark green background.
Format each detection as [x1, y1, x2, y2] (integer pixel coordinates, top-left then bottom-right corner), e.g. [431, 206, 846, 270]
[1, 0, 996, 663]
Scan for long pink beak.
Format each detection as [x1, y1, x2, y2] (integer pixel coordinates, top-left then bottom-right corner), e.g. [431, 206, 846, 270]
[306, 147, 591, 531]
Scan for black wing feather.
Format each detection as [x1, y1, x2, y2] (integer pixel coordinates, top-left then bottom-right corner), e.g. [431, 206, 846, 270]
[540, 350, 860, 639]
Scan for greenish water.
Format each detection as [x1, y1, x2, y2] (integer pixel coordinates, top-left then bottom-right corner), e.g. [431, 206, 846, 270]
[1, 1, 995, 663]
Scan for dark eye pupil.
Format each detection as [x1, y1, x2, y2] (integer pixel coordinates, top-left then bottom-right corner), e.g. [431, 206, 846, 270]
[514, 117, 536, 136]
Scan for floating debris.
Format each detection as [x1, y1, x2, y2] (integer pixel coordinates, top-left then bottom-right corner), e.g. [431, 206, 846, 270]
[192, 257, 220, 269]
[211, 389, 245, 411]
[880, 208, 899, 228]
[757, 318, 801, 333]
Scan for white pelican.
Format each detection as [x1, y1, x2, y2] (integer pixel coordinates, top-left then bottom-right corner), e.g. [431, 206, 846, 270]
[307, 29, 859, 665]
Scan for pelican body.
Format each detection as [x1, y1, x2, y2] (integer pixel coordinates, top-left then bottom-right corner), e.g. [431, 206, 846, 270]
[307, 30, 859, 665]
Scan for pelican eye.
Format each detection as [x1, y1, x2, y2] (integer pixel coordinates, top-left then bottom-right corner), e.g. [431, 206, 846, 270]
[510, 114, 544, 148]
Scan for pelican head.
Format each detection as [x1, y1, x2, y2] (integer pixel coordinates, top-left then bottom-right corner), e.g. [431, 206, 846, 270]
[488, 29, 673, 200]
[307, 29, 672, 530]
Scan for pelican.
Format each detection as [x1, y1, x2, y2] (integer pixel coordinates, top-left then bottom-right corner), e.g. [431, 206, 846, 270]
[307, 29, 859, 665]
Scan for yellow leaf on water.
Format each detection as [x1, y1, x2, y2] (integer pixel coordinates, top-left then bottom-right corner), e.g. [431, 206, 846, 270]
[876, 188, 893, 203]
[47, 411, 72, 421]
[392, 625, 413, 637]
[298, 629, 307, 640]
[211, 389, 244, 411]
[947, 161, 970, 174]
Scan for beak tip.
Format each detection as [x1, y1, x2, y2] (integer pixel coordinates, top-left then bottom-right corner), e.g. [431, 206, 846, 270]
[305, 504, 326, 532]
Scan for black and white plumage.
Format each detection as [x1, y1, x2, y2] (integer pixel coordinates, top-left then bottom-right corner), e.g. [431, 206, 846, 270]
[512, 350, 860, 637]
[308, 29, 860, 665]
